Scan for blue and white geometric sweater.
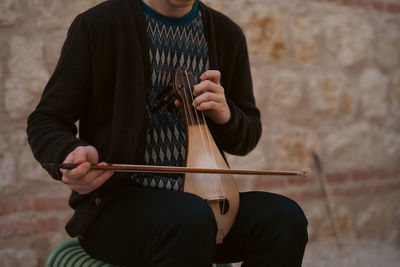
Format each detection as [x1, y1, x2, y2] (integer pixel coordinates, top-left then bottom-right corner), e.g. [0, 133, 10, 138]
[136, 1, 209, 191]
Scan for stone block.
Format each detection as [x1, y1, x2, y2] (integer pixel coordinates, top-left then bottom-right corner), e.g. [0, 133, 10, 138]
[318, 205, 354, 239]
[375, 18, 400, 69]
[389, 68, 400, 114]
[0, 138, 15, 191]
[7, 129, 49, 183]
[380, 131, 400, 170]
[272, 128, 318, 169]
[0, 248, 37, 267]
[5, 35, 49, 119]
[307, 71, 355, 119]
[359, 68, 389, 120]
[290, 16, 321, 64]
[268, 70, 304, 113]
[240, 4, 289, 61]
[0, 0, 20, 26]
[29, 0, 103, 30]
[323, 11, 375, 67]
[20, 142, 50, 182]
[323, 122, 393, 172]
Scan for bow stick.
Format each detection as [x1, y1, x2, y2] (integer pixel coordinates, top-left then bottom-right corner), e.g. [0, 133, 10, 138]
[44, 163, 311, 177]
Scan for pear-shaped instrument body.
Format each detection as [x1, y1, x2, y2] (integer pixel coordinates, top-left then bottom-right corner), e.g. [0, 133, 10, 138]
[173, 66, 239, 244]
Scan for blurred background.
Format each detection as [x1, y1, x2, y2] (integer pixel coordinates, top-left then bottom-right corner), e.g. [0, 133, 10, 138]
[0, 0, 399, 266]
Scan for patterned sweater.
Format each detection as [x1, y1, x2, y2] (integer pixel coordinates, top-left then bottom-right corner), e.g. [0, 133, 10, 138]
[137, 0, 209, 191]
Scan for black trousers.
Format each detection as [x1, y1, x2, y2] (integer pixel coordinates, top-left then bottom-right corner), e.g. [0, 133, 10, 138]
[80, 186, 308, 267]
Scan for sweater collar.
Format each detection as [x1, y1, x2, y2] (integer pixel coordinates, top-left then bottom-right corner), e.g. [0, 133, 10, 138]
[141, 0, 199, 26]
[127, 0, 218, 76]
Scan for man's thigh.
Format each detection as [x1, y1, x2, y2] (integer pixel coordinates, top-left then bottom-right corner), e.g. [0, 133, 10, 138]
[213, 191, 308, 265]
[81, 186, 217, 266]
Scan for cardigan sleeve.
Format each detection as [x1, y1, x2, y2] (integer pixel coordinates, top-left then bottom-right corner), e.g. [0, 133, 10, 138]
[26, 14, 92, 180]
[208, 31, 262, 156]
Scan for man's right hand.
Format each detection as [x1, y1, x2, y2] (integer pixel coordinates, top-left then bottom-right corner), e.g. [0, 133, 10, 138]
[60, 146, 114, 194]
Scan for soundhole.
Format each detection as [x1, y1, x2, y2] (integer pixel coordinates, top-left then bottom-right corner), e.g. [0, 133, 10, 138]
[206, 197, 230, 215]
[219, 198, 230, 215]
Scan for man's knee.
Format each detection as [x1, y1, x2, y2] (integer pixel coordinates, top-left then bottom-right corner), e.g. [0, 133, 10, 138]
[252, 192, 308, 244]
[161, 192, 217, 241]
[275, 195, 308, 245]
[151, 192, 216, 263]
[283, 196, 307, 226]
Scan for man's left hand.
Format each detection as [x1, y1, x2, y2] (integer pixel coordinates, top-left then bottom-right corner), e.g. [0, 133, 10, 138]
[175, 70, 231, 124]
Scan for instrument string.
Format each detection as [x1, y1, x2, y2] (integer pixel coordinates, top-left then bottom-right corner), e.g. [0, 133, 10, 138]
[184, 70, 220, 201]
[197, 76, 227, 213]
[184, 70, 225, 213]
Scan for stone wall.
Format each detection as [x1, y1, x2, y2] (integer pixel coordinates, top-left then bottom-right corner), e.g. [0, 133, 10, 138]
[0, 0, 399, 265]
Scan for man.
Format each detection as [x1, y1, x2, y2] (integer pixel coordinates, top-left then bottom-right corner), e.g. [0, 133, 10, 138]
[27, 0, 308, 266]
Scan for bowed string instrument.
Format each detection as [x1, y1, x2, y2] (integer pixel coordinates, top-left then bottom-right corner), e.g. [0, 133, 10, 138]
[47, 67, 311, 244]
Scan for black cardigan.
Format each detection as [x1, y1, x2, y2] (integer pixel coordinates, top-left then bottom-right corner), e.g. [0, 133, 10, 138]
[27, 0, 261, 237]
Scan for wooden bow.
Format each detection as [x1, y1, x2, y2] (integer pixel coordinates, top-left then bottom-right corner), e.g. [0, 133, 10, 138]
[44, 163, 311, 177]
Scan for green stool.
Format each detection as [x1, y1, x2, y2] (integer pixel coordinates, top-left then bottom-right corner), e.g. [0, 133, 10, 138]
[45, 239, 232, 267]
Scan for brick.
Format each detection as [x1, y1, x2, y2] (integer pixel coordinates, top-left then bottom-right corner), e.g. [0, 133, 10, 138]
[355, 0, 371, 7]
[320, 0, 400, 13]
[253, 177, 286, 189]
[373, 181, 400, 193]
[341, 0, 354, 6]
[287, 176, 313, 186]
[326, 173, 350, 184]
[325, 169, 395, 185]
[372, 1, 385, 10]
[35, 216, 60, 232]
[351, 169, 394, 181]
[23, 196, 70, 211]
[332, 180, 400, 197]
[1, 216, 63, 238]
[1, 220, 35, 238]
[290, 190, 324, 201]
[370, 169, 394, 179]
[350, 170, 372, 181]
[0, 199, 20, 215]
[387, 3, 400, 13]
[332, 187, 358, 197]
